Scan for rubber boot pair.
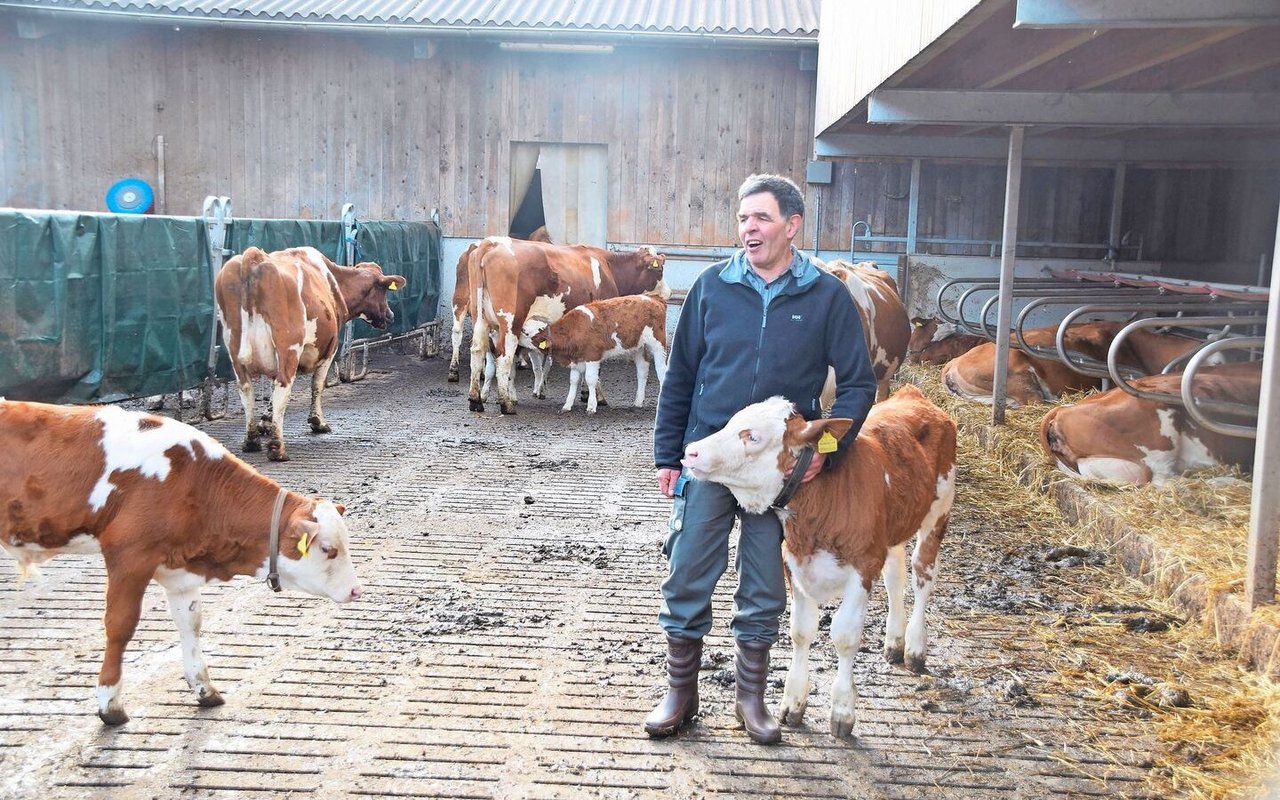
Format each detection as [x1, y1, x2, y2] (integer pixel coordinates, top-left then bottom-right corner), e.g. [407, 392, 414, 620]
[643, 635, 702, 737]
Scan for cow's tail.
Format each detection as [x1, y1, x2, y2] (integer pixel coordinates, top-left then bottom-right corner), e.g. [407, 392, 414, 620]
[234, 247, 273, 365]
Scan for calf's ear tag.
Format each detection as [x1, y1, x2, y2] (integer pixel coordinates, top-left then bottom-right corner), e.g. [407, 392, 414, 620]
[538, 341, 548, 349]
[298, 531, 311, 557]
[388, 281, 398, 291]
[817, 431, 838, 454]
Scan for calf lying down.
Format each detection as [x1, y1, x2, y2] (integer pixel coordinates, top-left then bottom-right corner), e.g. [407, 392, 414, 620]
[1040, 361, 1261, 486]
[0, 400, 363, 725]
[682, 385, 957, 737]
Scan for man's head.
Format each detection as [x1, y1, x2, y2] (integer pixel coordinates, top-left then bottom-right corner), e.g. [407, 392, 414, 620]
[736, 174, 805, 276]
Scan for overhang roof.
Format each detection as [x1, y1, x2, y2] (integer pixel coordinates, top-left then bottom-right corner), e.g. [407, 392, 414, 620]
[1, 0, 821, 45]
[816, 0, 1280, 165]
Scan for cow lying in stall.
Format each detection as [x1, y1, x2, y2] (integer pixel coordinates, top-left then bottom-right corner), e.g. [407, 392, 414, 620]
[822, 260, 911, 404]
[1040, 360, 1261, 486]
[907, 317, 987, 365]
[529, 287, 670, 414]
[940, 321, 1207, 407]
[215, 246, 406, 461]
[681, 385, 956, 738]
[0, 399, 362, 725]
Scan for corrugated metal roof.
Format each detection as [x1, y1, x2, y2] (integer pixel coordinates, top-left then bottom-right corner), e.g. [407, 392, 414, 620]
[8, 0, 821, 38]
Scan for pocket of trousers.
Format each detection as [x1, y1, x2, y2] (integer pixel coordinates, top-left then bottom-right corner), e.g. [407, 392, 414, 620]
[663, 493, 687, 559]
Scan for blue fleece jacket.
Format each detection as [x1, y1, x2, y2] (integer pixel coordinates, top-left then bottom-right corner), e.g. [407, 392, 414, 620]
[653, 248, 877, 470]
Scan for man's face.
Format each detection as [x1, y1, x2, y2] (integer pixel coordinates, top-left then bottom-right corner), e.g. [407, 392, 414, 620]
[737, 191, 801, 275]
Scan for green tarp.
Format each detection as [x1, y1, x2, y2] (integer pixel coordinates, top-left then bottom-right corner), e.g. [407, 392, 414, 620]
[0, 210, 440, 404]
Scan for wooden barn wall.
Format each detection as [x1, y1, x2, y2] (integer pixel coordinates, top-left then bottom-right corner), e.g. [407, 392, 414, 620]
[0, 19, 816, 247]
[815, 158, 1278, 281]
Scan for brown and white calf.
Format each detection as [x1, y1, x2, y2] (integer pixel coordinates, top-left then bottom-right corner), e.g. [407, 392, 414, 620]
[1040, 361, 1261, 486]
[823, 260, 911, 403]
[215, 246, 406, 461]
[529, 289, 669, 414]
[0, 400, 362, 725]
[907, 317, 987, 365]
[681, 385, 957, 737]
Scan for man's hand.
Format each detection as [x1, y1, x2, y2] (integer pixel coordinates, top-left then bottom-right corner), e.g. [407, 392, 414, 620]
[798, 452, 826, 483]
[657, 467, 681, 498]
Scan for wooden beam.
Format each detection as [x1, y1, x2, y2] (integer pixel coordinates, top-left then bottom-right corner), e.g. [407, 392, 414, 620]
[867, 89, 1280, 127]
[1014, 0, 1280, 28]
[815, 131, 1280, 164]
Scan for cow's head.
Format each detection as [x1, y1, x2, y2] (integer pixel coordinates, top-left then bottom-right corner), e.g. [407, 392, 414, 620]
[682, 396, 852, 514]
[348, 262, 408, 329]
[528, 318, 575, 365]
[278, 498, 363, 603]
[611, 246, 666, 295]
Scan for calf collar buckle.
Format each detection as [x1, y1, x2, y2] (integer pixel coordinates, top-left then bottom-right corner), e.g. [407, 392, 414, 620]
[771, 446, 814, 510]
[266, 487, 288, 593]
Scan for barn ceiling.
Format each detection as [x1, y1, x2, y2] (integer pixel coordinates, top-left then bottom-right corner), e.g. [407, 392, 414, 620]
[817, 0, 1280, 165]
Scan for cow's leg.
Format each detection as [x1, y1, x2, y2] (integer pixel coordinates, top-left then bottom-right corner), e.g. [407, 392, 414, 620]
[154, 567, 222, 709]
[448, 306, 466, 382]
[528, 349, 550, 400]
[906, 515, 947, 674]
[232, 368, 261, 453]
[496, 323, 520, 415]
[779, 589, 819, 726]
[97, 557, 155, 725]
[467, 315, 489, 412]
[561, 363, 582, 412]
[267, 379, 294, 461]
[828, 577, 871, 738]
[881, 543, 908, 664]
[632, 350, 649, 407]
[584, 361, 603, 414]
[308, 352, 337, 435]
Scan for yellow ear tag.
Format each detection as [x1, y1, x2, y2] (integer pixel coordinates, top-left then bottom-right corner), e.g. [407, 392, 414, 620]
[538, 341, 548, 349]
[817, 430, 838, 454]
[388, 281, 398, 291]
[650, 260, 659, 269]
[298, 531, 311, 557]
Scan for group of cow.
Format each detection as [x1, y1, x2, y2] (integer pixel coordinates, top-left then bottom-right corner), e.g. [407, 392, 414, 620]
[0, 237, 1259, 740]
[909, 315, 1262, 486]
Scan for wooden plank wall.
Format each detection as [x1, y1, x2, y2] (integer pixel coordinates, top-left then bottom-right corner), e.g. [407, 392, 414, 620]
[0, 19, 817, 247]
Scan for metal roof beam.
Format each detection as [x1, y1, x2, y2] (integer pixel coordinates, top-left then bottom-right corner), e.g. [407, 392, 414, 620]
[867, 89, 1280, 127]
[1014, 0, 1280, 28]
[815, 132, 1280, 164]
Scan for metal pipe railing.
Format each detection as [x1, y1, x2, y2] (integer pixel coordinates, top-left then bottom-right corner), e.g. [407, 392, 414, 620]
[1182, 337, 1265, 437]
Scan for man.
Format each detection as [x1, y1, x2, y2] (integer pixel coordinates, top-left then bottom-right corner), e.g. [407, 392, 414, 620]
[647, 174, 877, 744]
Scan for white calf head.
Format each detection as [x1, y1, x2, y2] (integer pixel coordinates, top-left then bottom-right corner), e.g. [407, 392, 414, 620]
[278, 500, 363, 603]
[682, 396, 852, 514]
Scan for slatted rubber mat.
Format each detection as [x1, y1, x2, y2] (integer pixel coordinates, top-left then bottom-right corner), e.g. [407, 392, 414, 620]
[0, 350, 1162, 799]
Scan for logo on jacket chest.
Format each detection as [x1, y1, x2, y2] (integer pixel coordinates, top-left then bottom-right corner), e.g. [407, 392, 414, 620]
[791, 314, 804, 322]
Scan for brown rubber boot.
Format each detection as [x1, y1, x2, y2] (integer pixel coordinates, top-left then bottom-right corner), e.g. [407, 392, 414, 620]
[734, 640, 782, 744]
[643, 635, 702, 737]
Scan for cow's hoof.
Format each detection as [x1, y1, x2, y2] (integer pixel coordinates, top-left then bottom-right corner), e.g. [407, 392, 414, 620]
[98, 708, 129, 726]
[268, 446, 290, 462]
[534, 391, 546, 400]
[447, 372, 460, 383]
[830, 717, 856, 739]
[779, 705, 806, 727]
[500, 403, 517, 415]
[468, 398, 485, 412]
[242, 438, 262, 453]
[905, 652, 928, 674]
[307, 416, 331, 434]
[883, 643, 905, 665]
[197, 690, 225, 708]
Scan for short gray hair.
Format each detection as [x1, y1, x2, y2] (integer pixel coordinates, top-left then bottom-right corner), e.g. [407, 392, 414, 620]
[737, 174, 805, 220]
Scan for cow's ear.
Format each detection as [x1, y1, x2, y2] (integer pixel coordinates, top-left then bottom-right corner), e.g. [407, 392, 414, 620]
[380, 275, 407, 292]
[334, 503, 347, 516]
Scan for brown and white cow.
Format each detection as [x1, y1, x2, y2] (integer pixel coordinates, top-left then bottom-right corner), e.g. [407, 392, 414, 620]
[907, 317, 987, 365]
[1040, 361, 1261, 486]
[0, 399, 362, 725]
[215, 246, 406, 461]
[466, 237, 665, 414]
[681, 385, 957, 738]
[529, 288, 670, 414]
[940, 321, 1207, 408]
[821, 260, 911, 404]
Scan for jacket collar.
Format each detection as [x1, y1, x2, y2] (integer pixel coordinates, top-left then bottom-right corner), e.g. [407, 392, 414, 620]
[719, 246, 820, 292]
